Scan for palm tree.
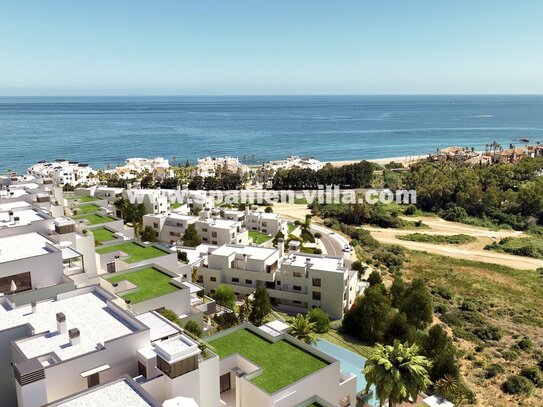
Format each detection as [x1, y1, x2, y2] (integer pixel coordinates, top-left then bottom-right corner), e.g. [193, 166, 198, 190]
[364, 341, 431, 407]
[238, 297, 253, 322]
[435, 374, 466, 406]
[288, 314, 317, 344]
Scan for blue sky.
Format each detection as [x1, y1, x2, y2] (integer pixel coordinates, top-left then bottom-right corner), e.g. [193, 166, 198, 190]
[1, 0, 542, 95]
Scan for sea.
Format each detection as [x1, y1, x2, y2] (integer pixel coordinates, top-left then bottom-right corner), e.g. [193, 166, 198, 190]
[1, 95, 543, 173]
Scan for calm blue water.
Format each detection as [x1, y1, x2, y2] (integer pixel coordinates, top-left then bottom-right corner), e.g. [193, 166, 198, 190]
[315, 338, 379, 406]
[1, 95, 543, 173]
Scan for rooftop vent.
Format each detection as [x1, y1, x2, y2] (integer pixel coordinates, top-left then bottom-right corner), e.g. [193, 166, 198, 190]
[69, 328, 80, 346]
[56, 312, 66, 334]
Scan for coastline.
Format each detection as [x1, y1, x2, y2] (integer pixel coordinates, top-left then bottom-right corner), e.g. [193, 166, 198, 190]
[325, 154, 428, 167]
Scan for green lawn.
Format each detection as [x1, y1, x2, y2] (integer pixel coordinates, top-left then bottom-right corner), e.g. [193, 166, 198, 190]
[397, 233, 476, 245]
[95, 242, 169, 263]
[249, 230, 271, 245]
[73, 204, 101, 214]
[67, 195, 98, 203]
[91, 227, 118, 244]
[171, 202, 183, 209]
[207, 329, 329, 393]
[105, 267, 180, 303]
[72, 213, 115, 225]
[287, 223, 298, 233]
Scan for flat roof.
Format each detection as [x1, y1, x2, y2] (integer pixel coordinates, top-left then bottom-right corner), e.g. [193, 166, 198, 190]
[198, 218, 239, 230]
[285, 253, 345, 272]
[136, 312, 180, 342]
[212, 244, 277, 261]
[0, 201, 31, 211]
[167, 213, 196, 221]
[51, 378, 156, 407]
[207, 328, 329, 394]
[0, 208, 47, 228]
[0, 232, 55, 263]
[2, 290, 139, 362]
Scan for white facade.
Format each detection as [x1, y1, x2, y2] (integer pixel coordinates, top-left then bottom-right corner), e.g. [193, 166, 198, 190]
[244, 209, 288, 238]
[263, 156, 323, 173]
[198, 245, 359, 320]
[194, 156, 248, 178]
[143, 213, 197, 244]
[195, 215, 249, 246]
[108, 157, 174, 180]
[27, 161, 95, 187]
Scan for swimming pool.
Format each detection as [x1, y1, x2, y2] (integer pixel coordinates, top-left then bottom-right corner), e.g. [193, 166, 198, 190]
[314, 339, 379, 406]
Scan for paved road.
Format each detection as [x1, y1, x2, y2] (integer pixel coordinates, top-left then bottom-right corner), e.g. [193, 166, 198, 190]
[310, 224, 355, 267]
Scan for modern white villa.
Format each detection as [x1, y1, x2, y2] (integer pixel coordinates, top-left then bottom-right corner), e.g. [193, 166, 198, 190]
[27, 160, 95, 187]
[197, 242, 361, 319]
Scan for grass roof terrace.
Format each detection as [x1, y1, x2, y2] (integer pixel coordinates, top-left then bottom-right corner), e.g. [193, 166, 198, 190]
[95, 241, 170, 263]
[105, 267, 181, 303]
[207, 328, 329, 394]
[66, 195, 99, 203]
[73, 203, 102, 214]
[91, 227, 119, 244]
[72, 213, 116, 225]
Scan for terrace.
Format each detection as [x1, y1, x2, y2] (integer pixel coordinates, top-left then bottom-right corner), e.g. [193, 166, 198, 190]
[66, 195, 99, 203]
[91, 227, 119, 244]
[207, 328, 329, 394]
[73, 204, 101, 215]
[249, 230, 271, 245]
[105, 267, 181, 304]
[95, 242, 170, 263]
[72, 213, 116, 225]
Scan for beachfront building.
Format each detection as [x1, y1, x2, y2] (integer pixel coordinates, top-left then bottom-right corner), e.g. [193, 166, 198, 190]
[193, 156, 249, 178]
[195, 210, 249, 246]
[205, 323, 357, 407]
[27, 160, 95, 187]
[197, 244, 359, 319]
[108, 157, 174, 180]
[244, 208, 288, 238]
[263, 155, 324, 173]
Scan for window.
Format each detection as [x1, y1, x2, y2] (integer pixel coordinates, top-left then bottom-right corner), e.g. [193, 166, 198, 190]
[312, 278, 321, 287]
[312, 291, 321, 301]
[232, 277, 239, 283]
[293, 300, 302, 305]
[276, 280, 281, 286]
[153, 222, 159, 228]
[212, 231, 217, 237]
[245, 279, 252, 285]
[202, 228, 208, 232]
[210, 289, 216, 294]
[210, 277, 216, 282]
[293, 285, 302, 291]
[293, 271, 302, 278]
[202, 237, 208, 242]
[212, 241, 217, 245]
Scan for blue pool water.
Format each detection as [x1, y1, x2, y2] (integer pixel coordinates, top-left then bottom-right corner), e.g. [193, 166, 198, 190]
[314, 338, 379, 406]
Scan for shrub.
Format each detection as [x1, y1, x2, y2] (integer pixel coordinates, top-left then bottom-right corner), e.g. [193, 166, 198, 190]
[485, 363, 505, 379]
[473, 325, 503, 342]
[501, 349, 520, 361]
[435, 286, 454, 300]
[177, 250, 188, 262]
[520, 367, 543, 387]
[213, 285, 236, 309]
[501, 375, 534, 395]
[434, 303, 448, 314]
[517, 337, 534, 351]
[184, 320, 203, 338]
[404, 204, 417, 215]
[308, 308, 330, 333]
[460, 300, 478, 312]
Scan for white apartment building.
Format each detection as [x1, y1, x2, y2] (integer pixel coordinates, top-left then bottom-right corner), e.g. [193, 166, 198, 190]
[263, 156, 323, 173]
[244, 209, 288, 237]
[108, 157, 174, 180]
[28, 161, 95, 187]
[194, 156, 249, 178]
[197, 244, 359, 320]
[143, 212, 197, 244]
[195, 215, 249, 246]
[122, 189, 171, 215]
[1, 286, 151, 407]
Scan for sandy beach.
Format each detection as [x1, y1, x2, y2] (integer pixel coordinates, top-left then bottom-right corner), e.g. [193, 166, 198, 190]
[325, 154, 428, 167]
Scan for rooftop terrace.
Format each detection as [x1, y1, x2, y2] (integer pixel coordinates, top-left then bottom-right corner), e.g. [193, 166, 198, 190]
[1, 290, 138, 361]
[207, 328, 329, 394]
[73, 204, 101, 215]
[72, 213, 116, 225]
[96, 242, 170, 263]
[105, 267, 181, 303]
[0, 232, 55, 263]
[91, 227, 119, 244]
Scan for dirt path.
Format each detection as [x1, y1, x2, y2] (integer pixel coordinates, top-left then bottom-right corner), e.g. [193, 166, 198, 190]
[272, 203, 311, 221]
[366, 217, 540, 270]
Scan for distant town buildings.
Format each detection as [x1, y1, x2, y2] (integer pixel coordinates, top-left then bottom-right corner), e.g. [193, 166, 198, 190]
[263, 155, 323, 173]
[193, 156, 249, 178]
[27, 160, 94, 186]
[429, 143, 543, 165]
[108, 157, 174, 180]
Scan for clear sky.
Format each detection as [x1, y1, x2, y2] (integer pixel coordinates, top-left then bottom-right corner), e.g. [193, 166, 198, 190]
[1, 0, 542, 95]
